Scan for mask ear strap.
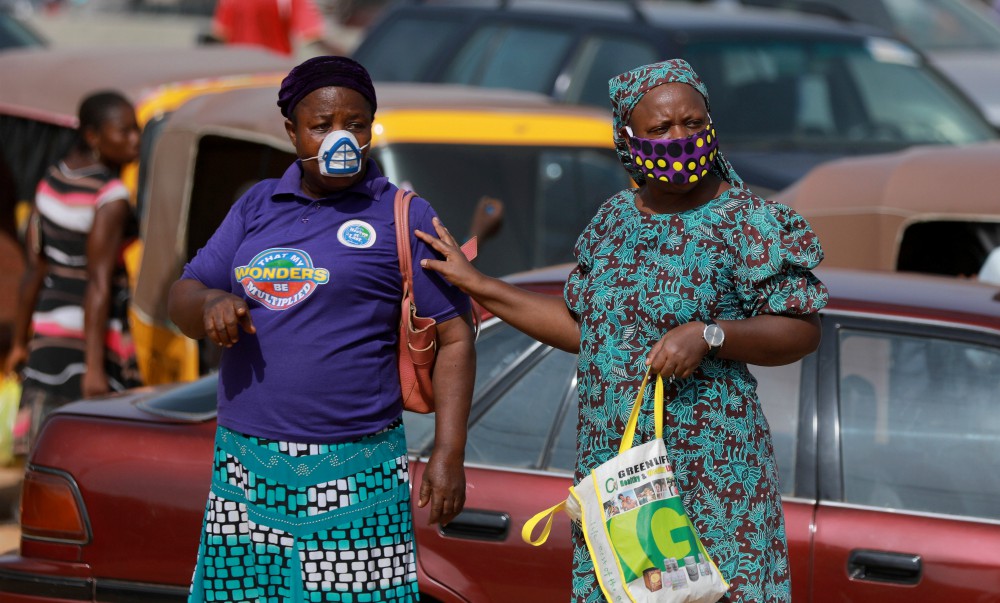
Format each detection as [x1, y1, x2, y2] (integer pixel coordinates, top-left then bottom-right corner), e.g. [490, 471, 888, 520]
[624, 125, 634, 138]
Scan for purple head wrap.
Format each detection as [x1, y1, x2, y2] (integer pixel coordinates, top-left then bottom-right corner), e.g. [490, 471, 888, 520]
[277, 56, 377, 119]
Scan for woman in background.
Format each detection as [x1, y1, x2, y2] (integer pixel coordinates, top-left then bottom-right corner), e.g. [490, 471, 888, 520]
[5, 90, 142, 448]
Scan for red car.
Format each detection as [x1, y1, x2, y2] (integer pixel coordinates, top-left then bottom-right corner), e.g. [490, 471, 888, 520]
[1, 266, 999, 602]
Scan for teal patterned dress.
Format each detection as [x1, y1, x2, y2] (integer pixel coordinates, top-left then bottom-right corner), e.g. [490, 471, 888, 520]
[564, 185, 828, 603]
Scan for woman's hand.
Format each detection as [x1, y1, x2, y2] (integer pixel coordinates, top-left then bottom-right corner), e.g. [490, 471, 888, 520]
[202, 292, 256, 348]
[415, 217, 484, 294]
[81, 368, 110, 398]
[4, 344, 28, 377]
[417, 448, 466, 526]
[645, 321, 709, 380]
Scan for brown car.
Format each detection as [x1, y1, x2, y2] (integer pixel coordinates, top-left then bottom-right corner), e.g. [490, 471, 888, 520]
[774, 142, 1000, 277]
[1, 265, 999, 602]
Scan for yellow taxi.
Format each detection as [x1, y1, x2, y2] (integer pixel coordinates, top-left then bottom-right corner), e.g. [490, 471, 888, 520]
[133, 82, 631, 382]
[0, 45, 295, 382]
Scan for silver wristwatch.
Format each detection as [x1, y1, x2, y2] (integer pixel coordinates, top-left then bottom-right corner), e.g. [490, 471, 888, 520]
[703, 318, 725, 358]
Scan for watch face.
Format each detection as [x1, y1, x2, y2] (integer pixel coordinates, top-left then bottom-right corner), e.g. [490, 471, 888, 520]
[705, 324, 725, 347]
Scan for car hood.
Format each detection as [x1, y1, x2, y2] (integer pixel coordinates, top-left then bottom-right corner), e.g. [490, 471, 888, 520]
[723, 147, 889, 193]
[929, 51, 1000, 128]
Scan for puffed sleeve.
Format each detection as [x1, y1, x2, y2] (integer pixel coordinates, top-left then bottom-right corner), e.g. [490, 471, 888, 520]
[564, 226, 594, 318]
[733, 200, 829, 316]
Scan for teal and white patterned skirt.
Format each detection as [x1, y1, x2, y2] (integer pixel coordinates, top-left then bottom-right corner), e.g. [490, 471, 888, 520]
[188, 420, 419, 602]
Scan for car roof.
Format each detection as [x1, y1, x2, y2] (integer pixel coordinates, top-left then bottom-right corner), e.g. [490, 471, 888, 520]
[506, 264, 1000, 328]
[386, 0, 887, 39]
[0, 45, 295, 126]
[774, 143, 1000, 271]
[137, 81, 612, 148]
[817, 268, 1000, 327]
[639, 2, 883, 38]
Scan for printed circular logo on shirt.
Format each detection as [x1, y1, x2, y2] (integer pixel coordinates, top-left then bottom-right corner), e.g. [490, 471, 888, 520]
[234, 248, 330, 311]
[337, 220, 377, 248]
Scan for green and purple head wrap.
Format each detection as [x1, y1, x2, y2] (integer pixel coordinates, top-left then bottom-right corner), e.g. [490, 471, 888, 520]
[609, 58, 743, 187]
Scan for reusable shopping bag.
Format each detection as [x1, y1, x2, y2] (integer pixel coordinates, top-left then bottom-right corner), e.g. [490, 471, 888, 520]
[522, 369, 729, 603]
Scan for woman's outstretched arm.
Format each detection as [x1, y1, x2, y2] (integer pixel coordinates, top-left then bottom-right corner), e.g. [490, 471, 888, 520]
[416, 217, 580, 353]
[645, 313, 821, 380]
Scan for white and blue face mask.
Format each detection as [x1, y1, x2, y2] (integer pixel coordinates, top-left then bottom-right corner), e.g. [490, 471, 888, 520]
[305, 129, 370, 177]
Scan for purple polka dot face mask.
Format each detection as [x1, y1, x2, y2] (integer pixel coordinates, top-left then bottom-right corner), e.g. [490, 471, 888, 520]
[625, 124, 719, 185]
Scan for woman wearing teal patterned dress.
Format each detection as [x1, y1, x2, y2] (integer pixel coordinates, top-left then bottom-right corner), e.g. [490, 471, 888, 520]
[417, 58, 828, 602]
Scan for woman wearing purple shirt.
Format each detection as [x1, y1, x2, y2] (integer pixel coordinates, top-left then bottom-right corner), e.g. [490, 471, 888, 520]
[168, 56, 476, 603]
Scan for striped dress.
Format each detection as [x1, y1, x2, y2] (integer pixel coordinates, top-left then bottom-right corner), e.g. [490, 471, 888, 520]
[21, 161, 140, 405]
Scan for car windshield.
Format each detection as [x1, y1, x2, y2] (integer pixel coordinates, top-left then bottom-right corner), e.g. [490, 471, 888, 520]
[0, 13, 45, 50]
[684, 35, 996, 150]
[883, 0, 1000, 52]
[372, 144, 631, 277]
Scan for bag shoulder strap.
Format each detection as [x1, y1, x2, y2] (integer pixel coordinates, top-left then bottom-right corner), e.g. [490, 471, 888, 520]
[619, 366, 665, 453]
[393, 189, 416, 298]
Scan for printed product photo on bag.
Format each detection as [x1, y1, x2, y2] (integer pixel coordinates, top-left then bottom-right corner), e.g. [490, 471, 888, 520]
[523, 368, 728, 603]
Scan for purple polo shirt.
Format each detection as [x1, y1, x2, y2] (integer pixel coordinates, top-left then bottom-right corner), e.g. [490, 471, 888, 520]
[181, 160, 471, 443]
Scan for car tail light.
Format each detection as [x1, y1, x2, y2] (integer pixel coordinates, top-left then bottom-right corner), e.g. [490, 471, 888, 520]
[20, 466, 90, 544]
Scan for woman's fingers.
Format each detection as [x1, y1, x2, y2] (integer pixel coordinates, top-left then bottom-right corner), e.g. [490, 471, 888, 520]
[415, 217, 461, 256]
[204, 296, 255, 347]
[236, 305, 256, 335]
[431, 216, 459, 247]
[646, 324, 704, 379]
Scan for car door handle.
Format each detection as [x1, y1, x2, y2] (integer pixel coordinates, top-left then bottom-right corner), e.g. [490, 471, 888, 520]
[438, 509, 510, 541]
[847, 549, 922, 585]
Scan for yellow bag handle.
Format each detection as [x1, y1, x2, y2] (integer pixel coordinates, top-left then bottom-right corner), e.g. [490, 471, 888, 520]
[521, 499, 568, 546]
[619, 366, 665, 453]
[522, 368, 666, 547]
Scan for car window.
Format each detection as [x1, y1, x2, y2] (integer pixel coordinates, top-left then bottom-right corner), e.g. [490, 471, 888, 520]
[353, 14, 467, 82]
[472, 318, 542, 395]
[883, 0, 1000, 52]
[534, 149, 630, 264]
[374, 144, 630, 277]
[846, 41, 992, 144]
[683, 37, 995, 147]
[752, 362, 802, 496]
[838, 329, 1000, 519]
[442, 24, 574, 94]
[136, 375, 219, 421]
[0, 13, 45, 50]
[562, 34, 659, 107]
[403, 319, 541, 454]
[547, 382, 579, 473]
[896, 221, 1000, 277]
[465, 346, 577, 470]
